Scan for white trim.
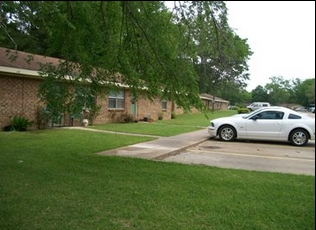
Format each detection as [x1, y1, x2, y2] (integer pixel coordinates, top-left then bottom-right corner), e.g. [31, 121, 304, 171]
[0, 66, 40, 77]
[0, 65, 133, 89]
[200, 96, 228, 103]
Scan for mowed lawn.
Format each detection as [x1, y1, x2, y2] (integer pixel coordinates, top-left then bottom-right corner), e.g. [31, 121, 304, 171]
[0, 111, 314, 230]
[89, 110, 235, 136]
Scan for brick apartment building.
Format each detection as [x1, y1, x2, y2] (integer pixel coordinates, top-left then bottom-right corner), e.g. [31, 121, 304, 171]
[0, 47, 228, 129]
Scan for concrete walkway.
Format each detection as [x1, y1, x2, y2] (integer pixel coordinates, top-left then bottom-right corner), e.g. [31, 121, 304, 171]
[66, 112, 314, 161]
[66, 126, 162, 138]
[74, 128, 210, 160]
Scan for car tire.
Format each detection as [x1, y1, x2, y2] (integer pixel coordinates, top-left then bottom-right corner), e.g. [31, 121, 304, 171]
[218, 125, 237, 142]
[289, 129, 309, 146]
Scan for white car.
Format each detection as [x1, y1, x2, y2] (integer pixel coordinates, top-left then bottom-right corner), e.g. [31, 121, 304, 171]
[246, 102, 271, 111]
[208, 106, 315, 146]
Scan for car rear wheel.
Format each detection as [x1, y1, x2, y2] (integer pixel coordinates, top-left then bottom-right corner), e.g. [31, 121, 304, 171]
[218, 125, 237, 142]
[290, 129, 309, 146]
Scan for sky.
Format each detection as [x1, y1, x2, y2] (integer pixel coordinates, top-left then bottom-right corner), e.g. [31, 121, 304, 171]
[225, 1, 315, 91]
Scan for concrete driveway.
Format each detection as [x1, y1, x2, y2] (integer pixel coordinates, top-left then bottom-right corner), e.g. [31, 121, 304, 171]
[96, 111, 315, 176]
[162, 138, 315, 176]
[162, 112, 315, 176]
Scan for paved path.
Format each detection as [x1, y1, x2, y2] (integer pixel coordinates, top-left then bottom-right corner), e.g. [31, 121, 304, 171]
[66, 126, 161, 138]
[65, 126, 209, 160]
[65, 126, 210, 160]
[96, 128, 210, 160]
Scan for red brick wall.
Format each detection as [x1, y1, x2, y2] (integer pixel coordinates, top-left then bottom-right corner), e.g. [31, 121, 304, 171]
[92, 94, 130, 124]
[91, 91, 179, 124]
[0, 75, 42, 128]
[136, 95, 172, 121]
[0, 74, 187, 128]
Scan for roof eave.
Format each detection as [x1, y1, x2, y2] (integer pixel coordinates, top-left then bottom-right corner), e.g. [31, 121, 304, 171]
[0, 66, 41, 79]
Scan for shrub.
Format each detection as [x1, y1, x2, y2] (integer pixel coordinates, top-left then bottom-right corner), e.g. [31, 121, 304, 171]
[237, 108, 250, 114]
[2, 125, 14, 132]
[158, 112, 163, 120]
[11, 115, 33, 131]
[86, 105, 101, 125]
[117, 113, 136, 123]
[35, 106, 50, 129]
[171, 112, 176, 119]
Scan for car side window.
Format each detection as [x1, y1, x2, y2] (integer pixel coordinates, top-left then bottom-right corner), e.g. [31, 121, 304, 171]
[275, 112, 284, 119]
[289, 113, 302, 119]
[255, 111, 284, 120]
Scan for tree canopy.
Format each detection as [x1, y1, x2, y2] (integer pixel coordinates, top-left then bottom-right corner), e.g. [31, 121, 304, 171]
[249, 76, 315, 107]
[0, 1, 253, 113]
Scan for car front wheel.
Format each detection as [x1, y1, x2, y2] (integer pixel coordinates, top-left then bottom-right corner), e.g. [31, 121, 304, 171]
[289, 129, 309, 146]
[218, 125, 237, 142]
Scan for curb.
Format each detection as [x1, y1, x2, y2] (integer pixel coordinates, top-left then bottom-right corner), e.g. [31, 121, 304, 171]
[152, 138, 210, 160]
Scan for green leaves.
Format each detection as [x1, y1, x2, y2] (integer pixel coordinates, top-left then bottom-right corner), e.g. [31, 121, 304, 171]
[1, 1, 253, 113]
[11, 115, 33, 131]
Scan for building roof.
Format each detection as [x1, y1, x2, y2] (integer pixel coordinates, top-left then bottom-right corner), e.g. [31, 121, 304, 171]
[200, 93, 229, 103]
[0, 47, 63, 79]
[0, 47, 123, 84]
[0, 47, 61, 71]
[0, 46, 229, 103]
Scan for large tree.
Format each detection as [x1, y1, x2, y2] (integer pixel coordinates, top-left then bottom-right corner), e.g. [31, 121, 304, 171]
[292, 78, 315, 106]
[0, 1, 252, 114]
[170, 1, 253, 110]
[251, 85, 270, 103]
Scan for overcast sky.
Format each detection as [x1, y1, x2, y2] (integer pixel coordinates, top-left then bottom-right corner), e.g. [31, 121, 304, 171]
[225, 1, 315, 91]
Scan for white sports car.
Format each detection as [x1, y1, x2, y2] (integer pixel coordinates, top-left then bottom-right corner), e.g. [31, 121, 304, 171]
[208, 106, 315, 146]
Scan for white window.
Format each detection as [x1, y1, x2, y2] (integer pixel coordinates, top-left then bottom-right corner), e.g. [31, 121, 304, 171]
[108, 90, 125, 109]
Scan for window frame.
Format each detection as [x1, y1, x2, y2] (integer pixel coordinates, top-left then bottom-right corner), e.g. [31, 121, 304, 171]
[161, 99, 167, 111]
[108, 89, 125, 109]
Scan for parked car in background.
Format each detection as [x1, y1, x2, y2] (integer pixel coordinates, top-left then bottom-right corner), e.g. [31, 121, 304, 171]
[295, 107, 308, 112]
[208, 106, 315, 146]
[246, 102, 271, 111]
[228, 105, 237, 110]
[308, 104, 315, 113]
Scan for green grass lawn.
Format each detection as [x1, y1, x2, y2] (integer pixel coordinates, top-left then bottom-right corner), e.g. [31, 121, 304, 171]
[90, 110, 237, 136]
[0, 111, 314, 230]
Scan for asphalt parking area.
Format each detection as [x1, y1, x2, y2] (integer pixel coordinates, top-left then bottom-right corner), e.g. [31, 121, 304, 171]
[162, 138, 315, 176]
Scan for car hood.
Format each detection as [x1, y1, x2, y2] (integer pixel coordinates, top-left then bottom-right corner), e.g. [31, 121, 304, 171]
[231, 113, 249, 118]
[210, 114, 246, 123]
